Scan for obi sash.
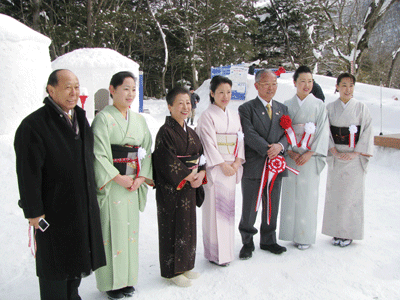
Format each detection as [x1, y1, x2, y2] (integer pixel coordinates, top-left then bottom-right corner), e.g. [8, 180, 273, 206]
[177, 155, 200, 171]
[216, 133, 237, 155]
[177, 154, 206, 207]
[330, 125, 360, 145]
[111, 144, 139, 177]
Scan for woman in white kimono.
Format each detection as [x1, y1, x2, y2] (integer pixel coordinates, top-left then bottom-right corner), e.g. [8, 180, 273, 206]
[279, 66, 329, 250]
[92, 72, 153, 300]
[196, 76, 245, 266]
[322, 73, 373, 247]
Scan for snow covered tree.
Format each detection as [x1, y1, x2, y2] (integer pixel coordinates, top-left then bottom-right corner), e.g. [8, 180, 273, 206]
[318, 0, 398, 75]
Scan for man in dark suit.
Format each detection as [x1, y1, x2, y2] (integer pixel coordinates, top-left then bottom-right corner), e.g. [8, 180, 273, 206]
[238, 69, 289, 259]
[14, 69, 106, 299]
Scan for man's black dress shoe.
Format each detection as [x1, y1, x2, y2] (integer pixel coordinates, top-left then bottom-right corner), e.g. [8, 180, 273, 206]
[239, 241, 255, 259]
[260, 243, 287, 254]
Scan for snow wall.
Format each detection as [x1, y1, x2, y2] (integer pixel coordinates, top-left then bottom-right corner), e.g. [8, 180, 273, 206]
[0, 14, 52, 135]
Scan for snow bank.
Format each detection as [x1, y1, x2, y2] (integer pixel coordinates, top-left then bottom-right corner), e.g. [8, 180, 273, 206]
[0, 14, 51, 135]
[52, 48, 140, 120]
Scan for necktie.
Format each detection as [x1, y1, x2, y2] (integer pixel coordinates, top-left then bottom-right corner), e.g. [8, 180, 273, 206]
[266, 103, 272, 119]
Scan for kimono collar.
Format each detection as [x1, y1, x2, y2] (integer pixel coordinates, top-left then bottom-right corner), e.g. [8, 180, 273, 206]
[210, 103, 228, 115]
[166, 115, 186, 130]
[340, 97, 354, 109]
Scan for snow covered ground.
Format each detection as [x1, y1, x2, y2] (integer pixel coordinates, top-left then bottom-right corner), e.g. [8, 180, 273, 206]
[1, 73, 400, 299]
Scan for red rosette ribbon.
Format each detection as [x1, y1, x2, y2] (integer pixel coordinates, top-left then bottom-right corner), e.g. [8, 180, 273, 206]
[280, 115, 297, 146]
[255, 156, 299, 224]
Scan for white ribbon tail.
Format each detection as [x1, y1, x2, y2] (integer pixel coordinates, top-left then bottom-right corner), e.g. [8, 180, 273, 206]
[300, 132, 311, 150]
[285, 127, 298, 146]
[255, 158, 268, 212]
[286, 166, 299, 175]
[266, 170, 274, 225]
[349, 133, 355, 148]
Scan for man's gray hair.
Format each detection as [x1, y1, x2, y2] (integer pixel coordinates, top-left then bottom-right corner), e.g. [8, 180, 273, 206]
[255, 69, 277, 83]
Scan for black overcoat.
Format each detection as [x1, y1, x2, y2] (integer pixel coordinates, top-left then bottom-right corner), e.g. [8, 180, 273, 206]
[14, 98, 106, 280]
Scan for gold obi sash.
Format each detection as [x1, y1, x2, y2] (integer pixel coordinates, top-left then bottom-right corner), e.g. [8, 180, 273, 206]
[216, 133, 237, 155]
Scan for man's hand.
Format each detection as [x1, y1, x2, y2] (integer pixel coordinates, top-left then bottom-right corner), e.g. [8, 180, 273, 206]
[267, 143, 283, 159]
[28, 215, 45, 229]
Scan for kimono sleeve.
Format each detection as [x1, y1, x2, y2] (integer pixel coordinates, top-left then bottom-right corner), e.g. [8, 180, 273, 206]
[136, 114, 154, 186]
[355, 104, 373, 157]
[196, 111, 225, 167]
[92, 112, 119, 190]
[153, 127, 192, 189]
[310, 102, 329, 157]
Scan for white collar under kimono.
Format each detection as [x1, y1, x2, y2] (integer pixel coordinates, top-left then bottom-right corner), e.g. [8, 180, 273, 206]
[340, 98, 352, 109]
[296, 95, 306, 107]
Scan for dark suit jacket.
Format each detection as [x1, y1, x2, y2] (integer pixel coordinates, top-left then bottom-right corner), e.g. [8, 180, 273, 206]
[239, 97, 289, 179]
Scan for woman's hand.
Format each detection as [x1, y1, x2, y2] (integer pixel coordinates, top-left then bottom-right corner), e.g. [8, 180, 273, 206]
[295, 151, 314, 166]
[338, 152, 359, 161]
[230, 158, 243, 174]
[190, 170, 206, 188]
[219, 162, 236, 177]
[331, 147, 359, 160]
[128, 176, 146, 191]
[288, 150, 300, 161]
[113, 174, 134, 189]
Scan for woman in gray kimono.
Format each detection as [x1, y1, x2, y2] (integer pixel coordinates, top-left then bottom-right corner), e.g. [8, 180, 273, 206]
[322, 73, 373, 247]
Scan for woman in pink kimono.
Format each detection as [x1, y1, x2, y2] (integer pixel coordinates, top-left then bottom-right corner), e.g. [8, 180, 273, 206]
[196, 76, 245, 266]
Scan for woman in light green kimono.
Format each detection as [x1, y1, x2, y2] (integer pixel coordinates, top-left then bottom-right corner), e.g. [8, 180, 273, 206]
[92, 71, 153, 300]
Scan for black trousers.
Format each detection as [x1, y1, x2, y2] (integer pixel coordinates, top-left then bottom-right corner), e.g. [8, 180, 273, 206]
[239, 176, 283, 245]
[39, 277, 82, 300]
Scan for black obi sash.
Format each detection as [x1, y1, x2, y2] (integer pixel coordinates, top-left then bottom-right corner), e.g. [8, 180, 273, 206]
[177, 154, 205, 207]
[330, 125, 361, 145]
[111, 144, 139, 177]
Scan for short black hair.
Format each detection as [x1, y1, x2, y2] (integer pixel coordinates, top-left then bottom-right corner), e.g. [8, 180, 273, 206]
[109, 71, 136, 98]
[336, 72, 356, 86]
[293, 66, 312, 82]
[46, 69, 66, 94]
[209, 75, 232, 104]
[166, 86, 190, 106]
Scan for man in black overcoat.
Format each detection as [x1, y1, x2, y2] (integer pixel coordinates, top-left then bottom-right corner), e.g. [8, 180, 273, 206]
[238, 69, 289, 259]
[14, 69, 106, 300]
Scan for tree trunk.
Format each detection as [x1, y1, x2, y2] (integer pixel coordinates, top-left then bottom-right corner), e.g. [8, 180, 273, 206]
[388, 47, 400, 88]
[87, 0, 93, 47]
[31, 0, 41, 31]
[147, 0, 168, 96]
[355, 0, 397, 72]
